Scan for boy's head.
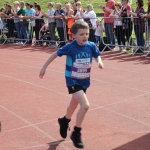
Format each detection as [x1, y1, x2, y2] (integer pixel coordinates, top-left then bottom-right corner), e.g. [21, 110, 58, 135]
[71, 21, 89, 35]
[71, 21, 89, 45]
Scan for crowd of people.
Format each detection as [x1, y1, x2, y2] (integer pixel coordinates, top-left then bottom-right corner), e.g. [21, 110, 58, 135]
[0, 0, 150, 51]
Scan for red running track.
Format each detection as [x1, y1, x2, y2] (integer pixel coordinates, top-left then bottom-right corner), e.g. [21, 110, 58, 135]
[0, 44, 150, 150]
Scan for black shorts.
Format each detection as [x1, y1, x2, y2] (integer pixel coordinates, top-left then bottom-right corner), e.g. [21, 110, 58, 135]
[68, 85, 87, 94]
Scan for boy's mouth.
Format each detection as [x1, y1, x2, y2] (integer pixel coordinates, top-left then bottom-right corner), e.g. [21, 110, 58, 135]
[83, 39, 87, 42]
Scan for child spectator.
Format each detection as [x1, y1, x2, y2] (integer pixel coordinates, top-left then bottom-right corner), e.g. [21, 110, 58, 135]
[95, 19, 104, 46]
[39, 21, 104, 149]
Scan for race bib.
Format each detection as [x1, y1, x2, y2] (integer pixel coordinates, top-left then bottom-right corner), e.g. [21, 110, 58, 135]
[71, 58, 91, 79]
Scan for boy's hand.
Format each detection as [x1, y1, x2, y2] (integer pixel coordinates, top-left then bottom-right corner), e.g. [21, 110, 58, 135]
[39, 67, 46, 79]
[98, 62, 104, 69]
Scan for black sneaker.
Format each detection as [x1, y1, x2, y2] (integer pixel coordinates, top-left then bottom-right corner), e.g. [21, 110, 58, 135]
[70, 131, 84, 149]
[58, 117, 70, 138]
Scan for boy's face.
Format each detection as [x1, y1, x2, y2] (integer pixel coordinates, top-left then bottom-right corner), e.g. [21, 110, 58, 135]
[73, 28, 89, 46]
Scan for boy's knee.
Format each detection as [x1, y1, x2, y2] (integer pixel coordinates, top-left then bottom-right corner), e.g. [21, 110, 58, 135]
[82, 104, 90, 111]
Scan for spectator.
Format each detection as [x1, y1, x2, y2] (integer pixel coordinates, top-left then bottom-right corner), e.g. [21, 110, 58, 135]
[53, 3, 65, 48]
[99, 0, 116, 49]
[0, 5, 15, 39]
[11, 1, 21, 44]
[109, 2, 124, 51]
[129, 0, 145, 49]
[71, 1, 83, 22]
[141, 0, 150, 39]
[44, 2, 56, 46]
[33, 2, 38, 9]
[33, 4, 44, 45]
[71, 2, 77, 16]
[0, 8, 5, 25]
[94, 19, 104, 46]
[3, 2, 10, 28]
[121, 0, 133, 51]
[17, 1, 28, 42]
[84, 4, 96, 42]
[64, 2, 74, 41]
[23, 3, 35, 44]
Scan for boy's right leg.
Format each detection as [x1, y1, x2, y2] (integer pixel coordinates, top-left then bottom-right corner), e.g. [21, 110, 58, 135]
[58, 95, 78, 139]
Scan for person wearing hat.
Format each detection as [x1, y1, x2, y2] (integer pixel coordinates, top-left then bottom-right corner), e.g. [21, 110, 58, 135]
[109, 2, 124, 51]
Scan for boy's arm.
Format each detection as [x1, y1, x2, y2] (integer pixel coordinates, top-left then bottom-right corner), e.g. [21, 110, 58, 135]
[94, 56, 104, 69]
[39, 52, 58, 78]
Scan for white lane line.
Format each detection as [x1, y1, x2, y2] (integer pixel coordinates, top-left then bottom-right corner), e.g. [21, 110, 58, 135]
[1, 73, 150, 129]
[17, 140, 65, 150]
[4, 118, 57, 133]
[0, 52, 150, 75]
[0, 105, 70, 150]
[0, 71, 148, 111]
[0, 61, 148, 93]
[89, 91, 150, 112]
[0, 74, 70, 98]
[102, 107, 150, 128]
[18, 143, 47, 150]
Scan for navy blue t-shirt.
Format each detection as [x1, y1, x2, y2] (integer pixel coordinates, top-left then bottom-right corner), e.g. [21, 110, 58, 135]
[57, 40, 100, 89]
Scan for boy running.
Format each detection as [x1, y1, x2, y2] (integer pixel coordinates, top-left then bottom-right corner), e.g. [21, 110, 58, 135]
[39, 21, 104, 149]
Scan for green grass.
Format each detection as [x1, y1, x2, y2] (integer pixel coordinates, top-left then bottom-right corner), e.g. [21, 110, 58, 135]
[0, 0, 147, 13]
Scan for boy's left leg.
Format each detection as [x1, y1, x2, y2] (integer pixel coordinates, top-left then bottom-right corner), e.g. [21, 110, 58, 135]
[70, 90, 90, 149]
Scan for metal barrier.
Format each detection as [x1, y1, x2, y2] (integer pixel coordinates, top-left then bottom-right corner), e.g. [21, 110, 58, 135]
[100, 17, 150, 57]
[0, 17, 67, 47]
[0, 16, 150, 57]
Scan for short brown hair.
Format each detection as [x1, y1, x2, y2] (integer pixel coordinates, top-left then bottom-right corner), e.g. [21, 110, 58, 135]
[71, 21, 89, 34]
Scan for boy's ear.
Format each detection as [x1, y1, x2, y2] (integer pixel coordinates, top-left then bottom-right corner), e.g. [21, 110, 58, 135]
[72, 33, 75, 38]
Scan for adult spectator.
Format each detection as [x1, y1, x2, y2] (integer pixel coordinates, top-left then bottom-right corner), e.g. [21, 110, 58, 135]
[109, 2, 124, 51]
[17, 1, 28, 42]
[71, 2, 77, 16]
[99, 0, 116, 49]
[11, 1, 21, 44]
[3, 2, 10, 28]
[33, 2, 38, 9]
[84, 4, 96, 42]
[44, 2, 56, 46]
[21, 3, 35, 44]
[33, 4, 44, 45]
[64, 2, 74, 41]
[129, 0, 145, 49]
[52, 3, 65, 48]
[71, 1, 83, 22]
[141, 0, 150, 38]
[0, 5, 15, 39]
[121, 0, 133, 51]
